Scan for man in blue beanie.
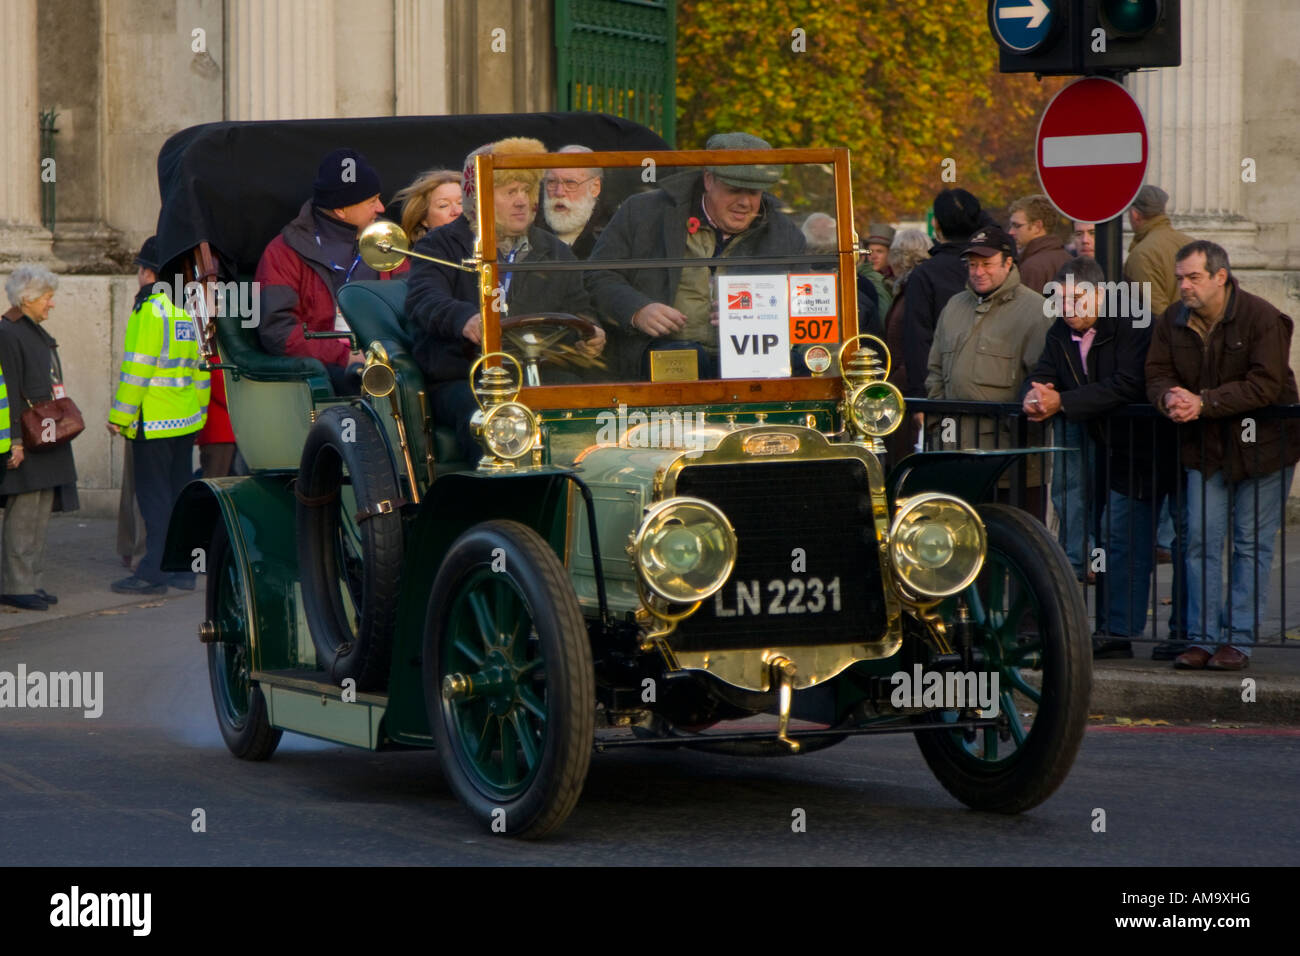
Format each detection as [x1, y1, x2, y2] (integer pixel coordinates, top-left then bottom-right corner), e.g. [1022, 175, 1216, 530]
[254, 147, 407, 393]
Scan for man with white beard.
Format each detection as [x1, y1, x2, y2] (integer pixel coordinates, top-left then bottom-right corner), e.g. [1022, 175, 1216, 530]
[537, 144, 607, 258]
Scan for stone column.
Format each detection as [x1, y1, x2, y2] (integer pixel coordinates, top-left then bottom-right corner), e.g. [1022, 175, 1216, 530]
[395, 0, 449, 116]
[1126, 0, 1260, 264]
[0, 0, 53, 261]
[447, 0, 555, 115]
[225, 0, 337, 120]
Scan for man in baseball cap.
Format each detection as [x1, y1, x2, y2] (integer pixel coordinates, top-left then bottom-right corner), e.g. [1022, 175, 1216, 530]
[961, 224, 1017, 260]
[926, 221, 1051, 516]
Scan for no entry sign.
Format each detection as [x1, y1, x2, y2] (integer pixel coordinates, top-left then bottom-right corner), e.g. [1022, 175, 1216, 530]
[1035, 77, 1148, 224]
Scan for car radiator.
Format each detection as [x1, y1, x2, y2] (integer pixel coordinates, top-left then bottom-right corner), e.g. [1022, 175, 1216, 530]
[672, 458, 889, 652]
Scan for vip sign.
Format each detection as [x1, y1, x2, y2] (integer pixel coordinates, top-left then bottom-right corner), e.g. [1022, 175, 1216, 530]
[717, 274, 790, 378]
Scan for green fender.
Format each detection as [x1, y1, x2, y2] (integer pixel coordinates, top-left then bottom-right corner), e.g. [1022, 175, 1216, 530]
[381, 468, 575, 746]
[886, 447, 1060, 508]
[162, 475, 305, 672]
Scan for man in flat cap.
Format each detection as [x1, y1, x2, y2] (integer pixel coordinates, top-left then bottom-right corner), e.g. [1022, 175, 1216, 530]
[587, 131, 805, 379]
[863, 222, 896, 289]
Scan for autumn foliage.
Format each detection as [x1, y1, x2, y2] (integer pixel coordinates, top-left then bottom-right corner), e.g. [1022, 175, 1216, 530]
[676, 1, 1068, 225]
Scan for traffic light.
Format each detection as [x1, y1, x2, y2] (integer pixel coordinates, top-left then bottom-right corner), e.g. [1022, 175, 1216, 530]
[1083, 0, 1181, 72]
[990, 0, 1181, 76]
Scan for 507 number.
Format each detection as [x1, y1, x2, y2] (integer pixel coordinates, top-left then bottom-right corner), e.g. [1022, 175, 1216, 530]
[792, 319, 835, 343]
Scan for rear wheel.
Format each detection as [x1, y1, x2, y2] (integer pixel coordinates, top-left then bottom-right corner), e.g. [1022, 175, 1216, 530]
[424, 520, 594, 838]
[915, 503, 1090, 812]
[207, 523, 281, 760]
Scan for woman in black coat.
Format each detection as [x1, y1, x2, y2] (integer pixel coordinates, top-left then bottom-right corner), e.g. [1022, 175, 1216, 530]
[0, 265, 79, 611]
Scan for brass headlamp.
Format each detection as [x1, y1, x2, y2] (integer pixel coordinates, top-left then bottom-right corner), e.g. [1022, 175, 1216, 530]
[468, 353, 539, 470]
[839, 334, 904, 449]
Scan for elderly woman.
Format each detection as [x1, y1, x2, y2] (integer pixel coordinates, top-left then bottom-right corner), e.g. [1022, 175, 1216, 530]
[0, 265, 79, 611]
[883, 229, 931, 463]
[393, 168, 463, 242]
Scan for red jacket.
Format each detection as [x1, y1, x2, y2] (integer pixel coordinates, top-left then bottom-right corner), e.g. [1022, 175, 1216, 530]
[197, 347, 235, 445]
[254, 201, 406, 366]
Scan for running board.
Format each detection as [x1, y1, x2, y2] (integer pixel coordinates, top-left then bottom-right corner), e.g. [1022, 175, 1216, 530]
[251, 670, 388, 750]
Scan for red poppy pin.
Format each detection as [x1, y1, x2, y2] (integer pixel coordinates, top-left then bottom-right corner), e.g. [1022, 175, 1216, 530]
[687, 217, 701, 234]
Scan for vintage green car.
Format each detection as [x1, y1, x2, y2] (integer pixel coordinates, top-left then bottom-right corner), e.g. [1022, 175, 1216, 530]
[160, 115, 1090, 838]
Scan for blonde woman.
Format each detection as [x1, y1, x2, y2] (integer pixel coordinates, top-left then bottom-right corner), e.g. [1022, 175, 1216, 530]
[394, 169, 463, 241]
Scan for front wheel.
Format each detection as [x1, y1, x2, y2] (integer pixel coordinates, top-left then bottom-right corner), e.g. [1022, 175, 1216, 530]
[915, 503, 1091, 812]
[424, 520, 594, 838]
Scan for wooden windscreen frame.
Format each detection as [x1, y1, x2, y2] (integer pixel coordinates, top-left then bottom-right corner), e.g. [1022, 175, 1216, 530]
[474, 147, 857, 410]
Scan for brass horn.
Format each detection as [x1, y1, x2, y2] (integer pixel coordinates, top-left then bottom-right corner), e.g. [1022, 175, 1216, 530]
[358, 220, 478, 273]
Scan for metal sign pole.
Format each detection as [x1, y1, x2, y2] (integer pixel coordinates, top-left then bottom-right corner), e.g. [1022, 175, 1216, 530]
[1094, 214, 1124, 283]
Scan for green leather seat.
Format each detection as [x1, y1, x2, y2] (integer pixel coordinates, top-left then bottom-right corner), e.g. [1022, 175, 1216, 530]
[336, 279, 413, 354]
[339, 280, 467, 470]
[214, 292, 333, 387]
[213, 280, 332, 470]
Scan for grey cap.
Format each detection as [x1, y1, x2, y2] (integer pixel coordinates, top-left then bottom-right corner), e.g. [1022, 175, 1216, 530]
[705, 132, 782, 190]
[1131, 184, 1169, 217]
[865, 223, 896, 246]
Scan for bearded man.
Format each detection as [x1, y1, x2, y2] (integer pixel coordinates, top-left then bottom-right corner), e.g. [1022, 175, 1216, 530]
[405, 137, 605, 462]
[535, 144, 609, 259]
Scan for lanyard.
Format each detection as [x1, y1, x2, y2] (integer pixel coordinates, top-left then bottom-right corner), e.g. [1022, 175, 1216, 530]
[501, 247, 519, 300]
[315, 231, 363, 284]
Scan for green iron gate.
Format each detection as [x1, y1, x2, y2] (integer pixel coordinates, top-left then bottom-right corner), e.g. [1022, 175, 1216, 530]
[555, 0, 676, 145]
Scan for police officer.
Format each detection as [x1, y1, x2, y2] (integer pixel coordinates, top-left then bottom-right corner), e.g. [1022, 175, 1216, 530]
[107, 238, 209, 594]
[0, 357, 10, 473]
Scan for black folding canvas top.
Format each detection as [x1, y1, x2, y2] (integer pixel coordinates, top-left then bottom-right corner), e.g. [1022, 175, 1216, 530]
[154, 112, 669, 277]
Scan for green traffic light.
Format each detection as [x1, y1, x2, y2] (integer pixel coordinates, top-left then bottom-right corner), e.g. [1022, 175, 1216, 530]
[1100, 0, 1162, 36]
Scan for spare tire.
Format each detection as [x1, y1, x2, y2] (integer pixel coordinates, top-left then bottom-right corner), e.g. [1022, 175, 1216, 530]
[297, 403, 404, 691]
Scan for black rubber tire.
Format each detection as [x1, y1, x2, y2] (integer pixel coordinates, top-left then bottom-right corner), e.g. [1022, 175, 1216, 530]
[915, 503, 1091, 813]
[297, 403, 404, 692]
[424, 520, 594, 839]
[207, 523, 282, 760]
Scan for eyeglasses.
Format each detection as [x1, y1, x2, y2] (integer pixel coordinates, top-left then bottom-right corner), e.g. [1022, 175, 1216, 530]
[543, 176, 596, 195]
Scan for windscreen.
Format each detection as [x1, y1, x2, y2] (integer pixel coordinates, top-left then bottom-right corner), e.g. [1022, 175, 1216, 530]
[466, 151, 857, 393]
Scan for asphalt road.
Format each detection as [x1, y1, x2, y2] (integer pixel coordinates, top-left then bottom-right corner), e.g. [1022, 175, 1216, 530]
[1, 592, 1297, 866]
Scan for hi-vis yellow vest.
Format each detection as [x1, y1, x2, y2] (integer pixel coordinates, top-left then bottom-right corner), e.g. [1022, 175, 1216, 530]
[109, 292, 209, 439]
[0, 361, 10, 455]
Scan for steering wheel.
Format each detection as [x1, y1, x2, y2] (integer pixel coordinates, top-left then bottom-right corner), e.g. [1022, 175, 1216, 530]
[499, 312, 606, 385]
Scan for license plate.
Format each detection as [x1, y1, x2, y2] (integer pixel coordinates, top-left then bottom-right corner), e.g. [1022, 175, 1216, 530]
[712, 575, 842, 618]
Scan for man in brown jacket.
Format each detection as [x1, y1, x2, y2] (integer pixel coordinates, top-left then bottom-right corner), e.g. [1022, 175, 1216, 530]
[1007, 194, 1071, 294]
[1145, 240, 1300, 671]
[1124, 185, 1194, 319]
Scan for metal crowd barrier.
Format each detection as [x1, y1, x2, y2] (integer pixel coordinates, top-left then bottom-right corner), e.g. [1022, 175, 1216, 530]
[906, 399, 1299, 649]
